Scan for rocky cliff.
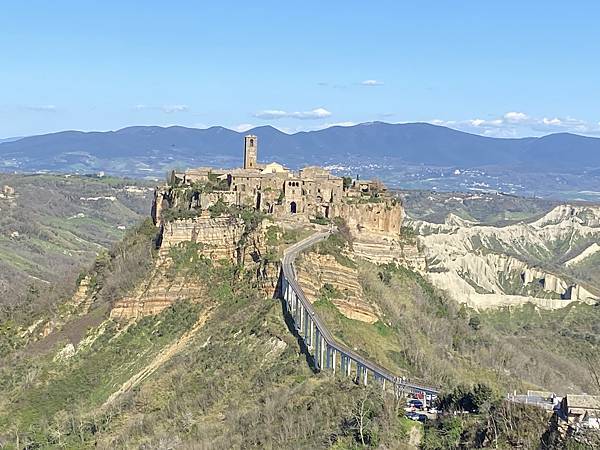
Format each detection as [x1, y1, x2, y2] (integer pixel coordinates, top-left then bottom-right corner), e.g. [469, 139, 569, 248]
[333, 200, 425, 270]
[296, 252, 380, 323]
[160, 214, 246, 261]
[110, 211, 278, 320]
[409, 205, 600, 309]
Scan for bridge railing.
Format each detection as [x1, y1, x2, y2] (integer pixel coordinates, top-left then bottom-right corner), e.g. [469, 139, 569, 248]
[280, 231, 439, 398]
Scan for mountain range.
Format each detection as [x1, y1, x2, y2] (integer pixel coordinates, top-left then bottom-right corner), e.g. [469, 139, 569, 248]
[1, 122, 599, 200]
[2, 121, 600, 169]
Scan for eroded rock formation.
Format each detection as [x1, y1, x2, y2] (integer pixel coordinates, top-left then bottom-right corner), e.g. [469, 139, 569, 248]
[296, 252, 380, 324]
[111, 212, 278, 320]
[333, 201, 426, 270]
[409, 205, 600, 309]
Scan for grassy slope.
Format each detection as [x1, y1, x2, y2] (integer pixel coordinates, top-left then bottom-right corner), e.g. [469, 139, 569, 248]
[313, 262, 513, 390]
[0, 173, 152, 316]
[313, 258, 600, 395]
[0, 234, 420, 449]
[566, 250, 600, 288]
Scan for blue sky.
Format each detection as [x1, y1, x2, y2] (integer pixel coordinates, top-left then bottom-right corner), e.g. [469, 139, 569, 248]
[1, 1, 599, 138]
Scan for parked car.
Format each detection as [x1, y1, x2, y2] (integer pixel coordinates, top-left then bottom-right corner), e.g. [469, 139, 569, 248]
[406, 412, 428, 422]
[407, 399, 424, 409]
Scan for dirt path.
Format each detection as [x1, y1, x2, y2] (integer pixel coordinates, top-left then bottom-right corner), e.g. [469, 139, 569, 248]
[101, 308, 213, 409]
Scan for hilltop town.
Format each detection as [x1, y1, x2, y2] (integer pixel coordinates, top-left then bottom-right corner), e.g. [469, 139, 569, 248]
[153, 134, 392, 225]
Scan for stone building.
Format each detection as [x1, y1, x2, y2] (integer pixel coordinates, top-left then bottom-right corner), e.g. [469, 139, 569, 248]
[166, 134, 345, 219]
[243, 134, 259, 169]
[557, 395, 600, 430]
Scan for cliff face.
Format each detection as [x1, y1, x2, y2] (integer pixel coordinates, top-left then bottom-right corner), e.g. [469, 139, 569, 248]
[333, 200, 425, 270]
[140, 193, 420, 322]
[160, 214, 246, 261]
[109, 260, 207, 320]
[296, 252, 380, 324]
[333, 201, 404, 235]
[110, 212, 277, 320]
[409, 205, 600, 310]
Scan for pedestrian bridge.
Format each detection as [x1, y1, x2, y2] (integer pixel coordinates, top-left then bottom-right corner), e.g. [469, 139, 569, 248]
[280, 230, 439, 398]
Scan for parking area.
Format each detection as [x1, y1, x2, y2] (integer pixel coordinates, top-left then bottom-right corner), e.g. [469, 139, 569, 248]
[404, 393, 439, 422]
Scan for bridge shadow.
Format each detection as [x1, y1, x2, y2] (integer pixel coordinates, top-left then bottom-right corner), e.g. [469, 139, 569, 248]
[275, 271, 319, 374]
[278, 297, 319, 374]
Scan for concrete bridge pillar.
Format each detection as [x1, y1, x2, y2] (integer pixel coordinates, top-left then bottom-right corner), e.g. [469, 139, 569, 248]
[320, 336, 325, 369]
[302, 310, 307, 341]
[332, 348, 336, 373]
[314, 329, 319, 369]
[286, 280, 292, 310]
[292, 292, 298, 325]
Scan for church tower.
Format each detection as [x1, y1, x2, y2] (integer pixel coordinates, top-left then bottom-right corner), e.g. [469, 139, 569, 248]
[244, 135, 258, 169]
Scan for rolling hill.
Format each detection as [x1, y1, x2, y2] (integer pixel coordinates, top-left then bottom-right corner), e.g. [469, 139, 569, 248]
[2, 122, 600, 200]
[2, 122, 600, 171]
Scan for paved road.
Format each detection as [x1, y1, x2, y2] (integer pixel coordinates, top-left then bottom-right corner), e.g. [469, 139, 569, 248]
[282, 229, 439, 396]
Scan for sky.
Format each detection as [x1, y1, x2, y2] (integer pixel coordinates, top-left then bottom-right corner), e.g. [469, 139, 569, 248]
[1, 0, 599, 138]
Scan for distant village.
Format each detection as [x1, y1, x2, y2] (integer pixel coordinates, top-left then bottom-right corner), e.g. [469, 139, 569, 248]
[163, 134, 387, 220]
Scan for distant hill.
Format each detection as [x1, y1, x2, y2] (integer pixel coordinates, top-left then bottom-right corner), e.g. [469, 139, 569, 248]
[0, 173, 153, 310]
[2, 122, 600, 200]
[0, 136, 23, 144]
[2, 122, 599, 171]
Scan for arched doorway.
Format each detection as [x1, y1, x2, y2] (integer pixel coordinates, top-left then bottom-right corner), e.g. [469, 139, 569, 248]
[290, 201, 297, 214]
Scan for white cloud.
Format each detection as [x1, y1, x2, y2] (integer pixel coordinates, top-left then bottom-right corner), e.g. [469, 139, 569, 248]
[430, 111, 600, 137]
[161, 104, 189, 113]
[134, 104, 189, 113]
[325, 121, 357, 127]
[26, 105, 57, 112]
[467, 118, 503, 128]
[469, 119, 486, 127]
[361, 79, 384, 86]
[312, 121, 357, 131]
[503, 111, 529, 123]
[253, 107, 332, 120]
[233, 123, 255, 132]
[534, 116, 597, 134]
[542, 117, 562, 126]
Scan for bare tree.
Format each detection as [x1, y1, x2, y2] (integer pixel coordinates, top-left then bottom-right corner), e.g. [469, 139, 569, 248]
[352, 390, 373, 446]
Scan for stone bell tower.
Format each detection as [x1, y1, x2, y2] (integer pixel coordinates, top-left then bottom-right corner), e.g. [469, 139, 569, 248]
[244, 135, 258, 169]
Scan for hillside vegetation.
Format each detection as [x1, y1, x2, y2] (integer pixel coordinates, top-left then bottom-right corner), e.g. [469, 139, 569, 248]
[0, 227, 421, 449]
[0, 174, 152, 318]
[313, 255, 600, 395]
[1, 183, 599, 449]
